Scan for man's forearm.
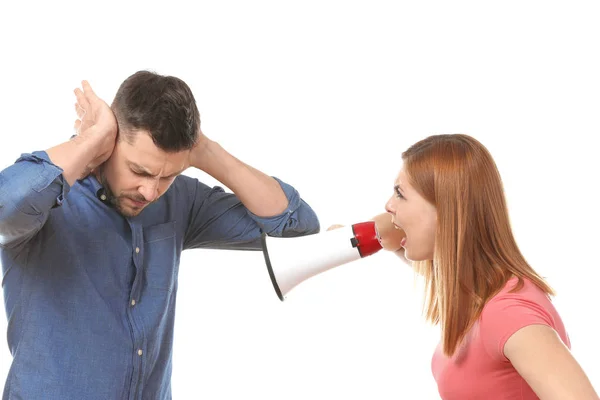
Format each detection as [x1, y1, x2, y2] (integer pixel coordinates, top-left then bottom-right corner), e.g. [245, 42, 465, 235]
[191, 139, 289, 217]
[46, 134, 98, 186]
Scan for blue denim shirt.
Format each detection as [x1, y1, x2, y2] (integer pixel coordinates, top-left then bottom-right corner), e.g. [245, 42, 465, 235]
[0, 151, 320, 400]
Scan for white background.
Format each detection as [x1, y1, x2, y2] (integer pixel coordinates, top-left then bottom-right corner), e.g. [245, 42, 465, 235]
[1, 1, 599, 399]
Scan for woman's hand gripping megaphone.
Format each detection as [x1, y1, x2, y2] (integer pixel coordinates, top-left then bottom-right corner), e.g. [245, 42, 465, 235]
[327, 213, 409, 265]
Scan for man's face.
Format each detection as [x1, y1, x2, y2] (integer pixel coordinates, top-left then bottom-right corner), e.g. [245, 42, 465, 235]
[96, 131, 190, 217]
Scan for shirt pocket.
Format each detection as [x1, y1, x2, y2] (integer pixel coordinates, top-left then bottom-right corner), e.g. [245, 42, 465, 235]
[142, 221, 177, 292]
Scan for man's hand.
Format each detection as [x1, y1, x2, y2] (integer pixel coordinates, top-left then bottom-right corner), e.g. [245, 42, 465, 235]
[73, 81, 118, 172]
[185, 129, 289, 216]
[46, 80, 118, 185]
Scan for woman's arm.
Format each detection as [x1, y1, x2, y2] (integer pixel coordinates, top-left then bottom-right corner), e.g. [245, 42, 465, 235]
[505, 324, 599, 399]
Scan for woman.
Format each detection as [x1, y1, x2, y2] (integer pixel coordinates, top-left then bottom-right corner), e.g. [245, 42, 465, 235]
[368, 134, 597, 399]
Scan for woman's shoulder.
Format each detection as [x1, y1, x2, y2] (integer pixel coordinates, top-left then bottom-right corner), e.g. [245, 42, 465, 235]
[480, 276, 561, 334]
[479, 276, 571, 356]
[487, 276, 552, 305]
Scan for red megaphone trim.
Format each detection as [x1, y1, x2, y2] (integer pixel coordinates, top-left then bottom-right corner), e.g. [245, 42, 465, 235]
[351, 221, 382, 258]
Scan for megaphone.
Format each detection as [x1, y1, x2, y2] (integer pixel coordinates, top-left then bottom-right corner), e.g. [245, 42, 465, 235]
[261, 221, 382, 301]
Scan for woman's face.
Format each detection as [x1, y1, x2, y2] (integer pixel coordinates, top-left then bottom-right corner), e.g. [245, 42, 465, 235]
[385, 168, 437, 261]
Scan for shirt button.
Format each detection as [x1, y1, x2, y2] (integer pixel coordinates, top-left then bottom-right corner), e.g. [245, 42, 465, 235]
[135, 247, 140, 254]
[138, 349, 143, 356]
[100, 194, 107, 201]
[131, 299, 136, 306]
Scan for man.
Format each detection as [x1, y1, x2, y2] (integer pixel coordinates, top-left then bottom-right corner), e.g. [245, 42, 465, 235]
[0, 71, 320, 399]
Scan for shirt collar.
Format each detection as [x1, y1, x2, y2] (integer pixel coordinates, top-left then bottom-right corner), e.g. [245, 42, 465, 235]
[79, 174, 108, 203]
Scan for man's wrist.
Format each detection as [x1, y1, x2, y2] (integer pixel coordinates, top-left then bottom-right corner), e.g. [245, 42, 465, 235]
[72, 126, 103, 158]
[190, 135, 215, 171]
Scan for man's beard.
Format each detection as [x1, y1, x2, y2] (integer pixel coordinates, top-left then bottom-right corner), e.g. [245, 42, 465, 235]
[95, 167, 147, 218]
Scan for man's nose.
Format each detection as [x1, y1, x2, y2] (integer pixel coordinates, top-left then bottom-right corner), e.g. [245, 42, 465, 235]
[139, 181, 159, 202]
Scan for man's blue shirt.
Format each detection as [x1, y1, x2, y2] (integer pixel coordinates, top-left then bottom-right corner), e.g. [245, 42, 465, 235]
[0, 151, 320, 399]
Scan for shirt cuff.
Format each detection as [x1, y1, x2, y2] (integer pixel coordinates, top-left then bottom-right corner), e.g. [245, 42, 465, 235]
[15, 151, 71, 207]
[245, 176, 302, 233]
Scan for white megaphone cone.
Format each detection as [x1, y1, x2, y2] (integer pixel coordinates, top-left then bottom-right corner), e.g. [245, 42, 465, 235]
[261, 221, 382, 301]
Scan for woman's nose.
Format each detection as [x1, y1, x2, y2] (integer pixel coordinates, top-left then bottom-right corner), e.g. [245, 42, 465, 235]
[385, 197, 395, 214]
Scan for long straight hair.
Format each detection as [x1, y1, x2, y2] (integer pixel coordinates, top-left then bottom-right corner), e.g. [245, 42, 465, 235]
[403, 134, 554, 357]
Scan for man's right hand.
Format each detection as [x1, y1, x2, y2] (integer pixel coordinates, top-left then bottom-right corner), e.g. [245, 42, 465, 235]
[46, 80, 118, 185]
[72, 80, 118, 171]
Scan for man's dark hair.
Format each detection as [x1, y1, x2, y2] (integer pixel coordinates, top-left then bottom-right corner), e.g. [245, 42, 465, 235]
[111, 70, 200, 152]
